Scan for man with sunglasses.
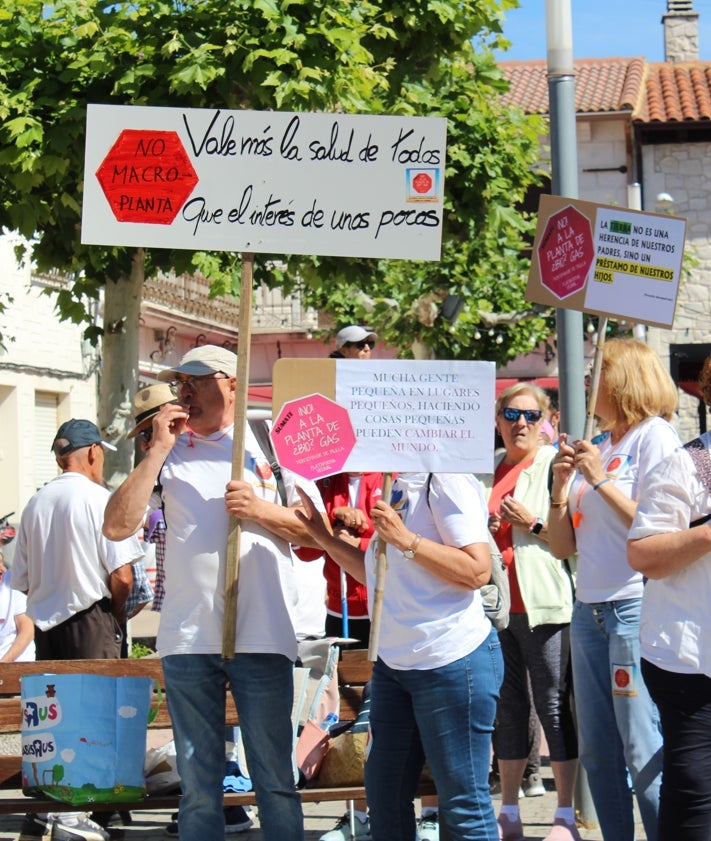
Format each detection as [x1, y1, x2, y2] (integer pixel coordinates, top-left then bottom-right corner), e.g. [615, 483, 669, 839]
[329, 325, 377, 359]
[104, 345, 326, 841]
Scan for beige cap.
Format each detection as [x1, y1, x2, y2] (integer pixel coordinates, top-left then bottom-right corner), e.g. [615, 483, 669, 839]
[127, 383, 179, 439]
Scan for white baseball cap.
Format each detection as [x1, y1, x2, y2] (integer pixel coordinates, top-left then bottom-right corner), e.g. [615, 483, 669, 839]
[335, 326, 378, 349]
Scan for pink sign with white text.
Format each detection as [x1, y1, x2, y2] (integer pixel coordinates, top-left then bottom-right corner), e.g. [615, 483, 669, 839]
[270, 393, 357, 481]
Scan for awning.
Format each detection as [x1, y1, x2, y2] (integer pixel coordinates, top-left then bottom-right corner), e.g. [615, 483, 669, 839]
[248, 385, 273, 404]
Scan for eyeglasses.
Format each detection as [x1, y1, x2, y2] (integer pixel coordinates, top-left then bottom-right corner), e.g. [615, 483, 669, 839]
[138, 428, 153, 443]
[500, 407, 543, 424]
[169, 372, 229, 392]
[345, 340, 374, 350]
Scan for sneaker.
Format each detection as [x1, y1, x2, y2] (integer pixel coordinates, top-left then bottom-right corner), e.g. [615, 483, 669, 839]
[489, 774, 524, 799]
[417, 811, 439, 841]
[319, 813, 372, 841]
[19, 814, 53, 841]
[90, 812, 132, 829]
[224, 805, 253, 834]
[497, 812, 525, 841]
[522, 771, 545, 797]
[164, 813, 179, 838]
[544, 818, 583, 841]
[51, 814, 114, 841]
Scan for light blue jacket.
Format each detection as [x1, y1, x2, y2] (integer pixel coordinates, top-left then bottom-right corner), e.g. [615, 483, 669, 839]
[480, 446, 575, 628]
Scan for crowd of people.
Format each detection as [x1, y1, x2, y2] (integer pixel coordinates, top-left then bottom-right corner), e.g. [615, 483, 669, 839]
[6, 329, 711, 841]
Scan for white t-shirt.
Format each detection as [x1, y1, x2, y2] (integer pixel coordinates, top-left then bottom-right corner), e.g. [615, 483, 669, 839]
[629, 434, 711, 677]
[569, 416, 680, 603]
[0, 569, 35, 661]
[365, 472, 491, 671]
[292, 553, 327, 641]
[12, 472, 144, 630]
[154, 424, 325, 661]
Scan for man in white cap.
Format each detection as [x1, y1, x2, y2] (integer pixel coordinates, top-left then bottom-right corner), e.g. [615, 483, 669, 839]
[330, 325, 377, 359]
[104, 345, 326, 841]
[13, 419, 143, 841]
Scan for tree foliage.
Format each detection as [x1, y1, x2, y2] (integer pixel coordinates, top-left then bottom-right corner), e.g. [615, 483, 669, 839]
[0, 0, 549, 366]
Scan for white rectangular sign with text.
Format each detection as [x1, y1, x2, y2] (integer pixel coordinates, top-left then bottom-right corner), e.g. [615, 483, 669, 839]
[335, 360, 495, 474]
[82, 104, 447, 260]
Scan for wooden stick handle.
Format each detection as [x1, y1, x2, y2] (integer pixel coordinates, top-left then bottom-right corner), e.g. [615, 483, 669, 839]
[583, 316, 607, 442]
[368, 473, 393, 662]
[222, 252, 254, 659]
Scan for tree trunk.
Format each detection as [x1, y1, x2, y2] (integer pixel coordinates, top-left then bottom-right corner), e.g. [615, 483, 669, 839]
[99, 248, 145, 490]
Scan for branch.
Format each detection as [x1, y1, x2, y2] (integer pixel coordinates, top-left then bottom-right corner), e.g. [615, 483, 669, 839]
[475, 305, 552, 326]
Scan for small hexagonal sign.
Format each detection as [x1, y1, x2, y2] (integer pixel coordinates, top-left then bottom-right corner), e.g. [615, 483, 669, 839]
[95, 130, 198, 225]
[537, 204, 595, 299]
[270, 393, 356, 481]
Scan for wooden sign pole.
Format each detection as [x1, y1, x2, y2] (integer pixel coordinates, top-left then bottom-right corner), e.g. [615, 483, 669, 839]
[583, 316, 608, 441]
[368, 472, 393, 661]
[222, 252, 255, 659]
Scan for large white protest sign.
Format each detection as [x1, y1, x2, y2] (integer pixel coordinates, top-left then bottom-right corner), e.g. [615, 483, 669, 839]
[81, 104, 447, 260]
[272, 359, 495, 475]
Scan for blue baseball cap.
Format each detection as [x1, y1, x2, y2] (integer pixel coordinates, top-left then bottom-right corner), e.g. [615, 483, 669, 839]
[52, 419, 117, 456]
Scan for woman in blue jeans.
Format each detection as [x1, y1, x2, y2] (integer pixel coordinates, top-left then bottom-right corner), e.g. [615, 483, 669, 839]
[547, 338, 680, 841]
[297, 473, 503, 841]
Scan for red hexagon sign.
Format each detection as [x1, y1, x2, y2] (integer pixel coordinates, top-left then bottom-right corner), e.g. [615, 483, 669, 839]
[270, 393, 356, 481]
[537, 205, 595, 300]
[95, 130, 198, 225]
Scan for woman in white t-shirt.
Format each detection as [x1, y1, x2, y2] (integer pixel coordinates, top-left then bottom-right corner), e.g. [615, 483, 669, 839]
[627, 353, 711, 841]
[297, 472, 502, 841]
[548, 338, 680, 841]
[0, 553, 35, 662]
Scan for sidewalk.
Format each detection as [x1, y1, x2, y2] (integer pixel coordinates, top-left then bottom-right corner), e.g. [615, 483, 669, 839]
[0, 760, 646, 840]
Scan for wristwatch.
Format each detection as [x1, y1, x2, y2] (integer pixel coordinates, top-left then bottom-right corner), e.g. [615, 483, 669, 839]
[403, 534, 422, 560]
[529, 517, 544, 535]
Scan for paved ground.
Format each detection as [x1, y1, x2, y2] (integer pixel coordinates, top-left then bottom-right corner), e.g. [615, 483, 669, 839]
[0, 760, 646, 840]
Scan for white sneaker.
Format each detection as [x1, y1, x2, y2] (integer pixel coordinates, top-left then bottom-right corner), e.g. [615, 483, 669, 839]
[522, 771, 546, 797]
[320, 813, 372, 841]
[417, 811, 439, 841]
[51, 814, 111, 841]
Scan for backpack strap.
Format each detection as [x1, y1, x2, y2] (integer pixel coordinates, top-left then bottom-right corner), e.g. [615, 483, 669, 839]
[685, 437, 711, 528]
[424, 473, 510, 629]
[249, 418, 288, 507]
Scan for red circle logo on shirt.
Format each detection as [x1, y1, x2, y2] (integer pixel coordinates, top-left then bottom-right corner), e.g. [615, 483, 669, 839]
[614, 668, 630, 688]
[255, 461, 273, 481]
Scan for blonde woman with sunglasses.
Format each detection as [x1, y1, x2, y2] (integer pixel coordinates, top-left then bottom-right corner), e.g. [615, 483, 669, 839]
[486, 383, 579, 841]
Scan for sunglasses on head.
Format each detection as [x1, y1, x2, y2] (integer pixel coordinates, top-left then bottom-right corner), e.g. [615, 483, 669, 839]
[500, 407, 543, 424]
[346, 340, 374, 350]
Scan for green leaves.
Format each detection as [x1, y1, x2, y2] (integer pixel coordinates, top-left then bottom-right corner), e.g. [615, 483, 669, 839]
[0, 0, 548, 362]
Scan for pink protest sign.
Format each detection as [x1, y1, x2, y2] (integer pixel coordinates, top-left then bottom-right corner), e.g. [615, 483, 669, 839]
[270, 393, 357, 480]
[537, 204, 594, 300]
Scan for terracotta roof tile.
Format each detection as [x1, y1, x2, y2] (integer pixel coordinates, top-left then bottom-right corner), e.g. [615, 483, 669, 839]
[643, 63, 711, 122]
[499, 56, 711, 124]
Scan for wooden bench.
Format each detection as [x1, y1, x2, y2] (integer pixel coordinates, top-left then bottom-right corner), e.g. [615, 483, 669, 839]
[0, 649, 440, 825]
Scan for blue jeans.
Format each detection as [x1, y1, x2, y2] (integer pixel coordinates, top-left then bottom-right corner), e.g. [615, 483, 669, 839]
[365, 629, 503, 841]
[162, 653, 303, 841]
[570, 599, 662, 841]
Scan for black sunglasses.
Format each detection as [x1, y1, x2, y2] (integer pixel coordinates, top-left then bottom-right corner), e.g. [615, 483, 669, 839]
[345, 340, 375, 350]
[500, 407, 543, 424]
[138, 428, 153, 443]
